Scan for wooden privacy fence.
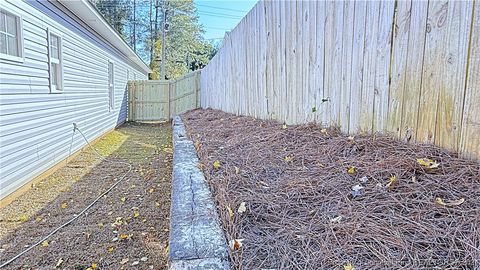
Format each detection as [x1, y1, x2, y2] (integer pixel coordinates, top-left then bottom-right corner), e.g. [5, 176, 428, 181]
[200, 0, 480, 159]
[128, 70, 201, 121]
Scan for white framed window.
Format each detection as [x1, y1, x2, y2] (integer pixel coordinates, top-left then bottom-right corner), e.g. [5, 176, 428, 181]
[48, 30, 63, 93]
[0, 8, 24, 62]
[108, 61, 114, 111]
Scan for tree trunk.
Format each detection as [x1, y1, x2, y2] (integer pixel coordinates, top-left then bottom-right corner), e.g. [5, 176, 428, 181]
[155, 0, 160, 41]
[133, 0, 136, 52]
[149, 0, 154, 64]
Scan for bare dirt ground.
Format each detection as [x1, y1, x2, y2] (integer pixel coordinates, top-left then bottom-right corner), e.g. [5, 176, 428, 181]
[183, 109, 480, 270]
[0, 122, 172, 270]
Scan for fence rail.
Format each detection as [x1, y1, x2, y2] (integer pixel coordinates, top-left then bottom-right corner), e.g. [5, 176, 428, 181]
[200, 0, 480, 159]
[128, 70, 201, 121]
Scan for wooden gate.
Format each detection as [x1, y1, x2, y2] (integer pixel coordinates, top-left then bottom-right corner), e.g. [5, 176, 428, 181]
[128, 70, 201, 121]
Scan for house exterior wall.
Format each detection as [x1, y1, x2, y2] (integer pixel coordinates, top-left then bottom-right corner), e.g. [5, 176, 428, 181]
[0, 0, 148, 199]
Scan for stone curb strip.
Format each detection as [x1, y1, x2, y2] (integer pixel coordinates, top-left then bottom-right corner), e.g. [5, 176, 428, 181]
[169, 116, 230, 270]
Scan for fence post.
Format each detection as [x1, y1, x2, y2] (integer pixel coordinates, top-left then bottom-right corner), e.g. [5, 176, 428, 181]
[128, 81, 134, 121]
[196, 71, 200, 108]
[127, 81, 131, 121]
[168, 81, 172, 120]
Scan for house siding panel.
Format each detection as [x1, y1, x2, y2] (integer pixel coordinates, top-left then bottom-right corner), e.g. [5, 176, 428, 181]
[0, 0, 148, 199]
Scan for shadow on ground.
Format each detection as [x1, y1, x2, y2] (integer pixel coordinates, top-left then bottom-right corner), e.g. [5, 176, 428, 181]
[0, 122, 172, 270]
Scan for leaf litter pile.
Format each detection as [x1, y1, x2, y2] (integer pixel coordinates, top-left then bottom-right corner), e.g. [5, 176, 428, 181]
[0, 122, 172, 269]
[182, 109, 480, 270]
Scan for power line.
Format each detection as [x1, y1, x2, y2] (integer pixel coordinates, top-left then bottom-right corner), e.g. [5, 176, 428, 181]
[197, 10, 242, 18]
[197, 11, 242, 19]
[94, 3, 244, 19]
[203, 26, 232, 31]
[174, 9, 242, 20]
[196, 3, 248, 13]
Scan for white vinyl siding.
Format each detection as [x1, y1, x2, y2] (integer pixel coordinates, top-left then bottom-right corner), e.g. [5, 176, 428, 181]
[0, 8, 23, 61]
[0, 0, 148, 199]
[48, 31, 62, 92]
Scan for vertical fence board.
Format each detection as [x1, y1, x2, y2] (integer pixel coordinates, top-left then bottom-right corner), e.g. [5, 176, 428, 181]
[233, 20, 239, 114]
[302, 0, 313, 123]
[331, 1, 344, 126]
[373, 1, 395, 132]
[359, 1, 380, 133]
[435, 1, 473, 151]
[323, 1, 335, 125]
[400, 0, 429, 142]
[417, 1, 449, 143]
[294, 0, 303, 123]
[312, 0, 325, 124]
[249, 7, 257, 118]
[348, 0, 367, 133]
[258, 1, 268, 119]
[245, 11, 253, 117]
[318, 1, 328, 126]
[265, 0, 274, 119]
[340, 1, 355, 133]
[460, 1, 480, 158]
[387, 0, 412, 136]
[284, 0, 296, 124]
[279, 0, 288, 123]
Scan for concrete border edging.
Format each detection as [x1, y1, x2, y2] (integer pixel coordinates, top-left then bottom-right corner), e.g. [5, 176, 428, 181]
[169, 116, 230, 270]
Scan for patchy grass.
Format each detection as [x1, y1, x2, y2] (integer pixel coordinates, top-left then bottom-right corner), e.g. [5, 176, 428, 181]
[0, 130, 128, 239]
[94, 130, 129, 157]
[0, 122, 172, 269]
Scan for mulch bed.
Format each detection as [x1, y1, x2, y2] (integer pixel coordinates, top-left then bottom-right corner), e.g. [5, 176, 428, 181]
[182, 108, 480, 270]
[0, 122, 172, 270]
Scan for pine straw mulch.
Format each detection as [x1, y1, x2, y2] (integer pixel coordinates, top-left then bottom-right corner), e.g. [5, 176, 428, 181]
[182, 108, 480, 270]
[0, 122, 172, 270]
